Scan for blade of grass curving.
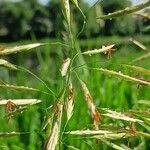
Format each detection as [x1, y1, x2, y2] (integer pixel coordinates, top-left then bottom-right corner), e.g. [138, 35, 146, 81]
[97, 1, 150, 20]
[90, 67, 150, 86]
[17, 66, 56, 97]
[0, 59, 17, 70]
[71, 0, 86, 39]
[0, 80, 51, 96]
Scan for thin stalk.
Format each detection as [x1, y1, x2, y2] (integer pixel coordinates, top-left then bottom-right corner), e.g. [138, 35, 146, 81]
[17, 66, 56, 98]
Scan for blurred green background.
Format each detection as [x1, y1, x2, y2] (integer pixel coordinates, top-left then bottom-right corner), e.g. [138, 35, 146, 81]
[0, 0, 150, 149]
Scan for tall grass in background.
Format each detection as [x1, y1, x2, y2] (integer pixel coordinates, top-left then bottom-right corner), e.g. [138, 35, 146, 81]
[0, 0, 150, 149]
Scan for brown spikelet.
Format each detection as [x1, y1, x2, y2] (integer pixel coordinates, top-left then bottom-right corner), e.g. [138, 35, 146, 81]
[80, 80, 101, 129]
[66, 82, 74, 121]
[45, 103, 63, 150]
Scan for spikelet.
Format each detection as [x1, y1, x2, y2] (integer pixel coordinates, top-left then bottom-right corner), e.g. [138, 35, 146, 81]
[61, 0, 71, 28]
[130, 38, 147, 51]
[45, 103, 63, 150]
[0, 59, 17, 70]
[97, 68, 150, 86]
[80, 80, 101, 130]
[66, 82, 74, 121]
[82, 44, 115, 56]
[0, 99, 41, 106]
[0, 43, 42, 56]
[65, 129, 112, 135]
[60, 58, 71, 77]
[103, 109, 143, 123]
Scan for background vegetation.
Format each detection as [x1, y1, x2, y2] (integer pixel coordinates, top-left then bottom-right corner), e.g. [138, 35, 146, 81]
[0, 0, 149, 41]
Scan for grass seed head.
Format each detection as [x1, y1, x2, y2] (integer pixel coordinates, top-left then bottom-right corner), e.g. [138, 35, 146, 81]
[66, 82, 74, 121]
[45, 103, 63, 150]
[61, 58, 71, 77]
[61, 0, 71, 28]
[80, 80, 101, 129]
[83, 44, 115, 56]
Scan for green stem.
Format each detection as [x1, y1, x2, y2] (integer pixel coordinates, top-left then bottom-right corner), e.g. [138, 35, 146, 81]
[17, 66, 56, 98]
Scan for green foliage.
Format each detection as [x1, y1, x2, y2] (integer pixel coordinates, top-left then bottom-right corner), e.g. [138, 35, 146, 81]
[0, 1, 31, 39]
[1, 0, 149, 40]
[101, 0, 135, 35]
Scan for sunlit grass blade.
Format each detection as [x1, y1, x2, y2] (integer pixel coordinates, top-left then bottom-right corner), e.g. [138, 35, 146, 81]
[100, 139, 125, 150]
[102, 109, 143, 123]
[92, 68, 150, 86]
[131, 52, 150, 63]
[0, 59, 17, 70]
[0, 99, 41, 106]
[129, 38, 147, 51]
[97, 1, 150, 20]
[121, 64, 150, 75]
[0, 43, 43, 56]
